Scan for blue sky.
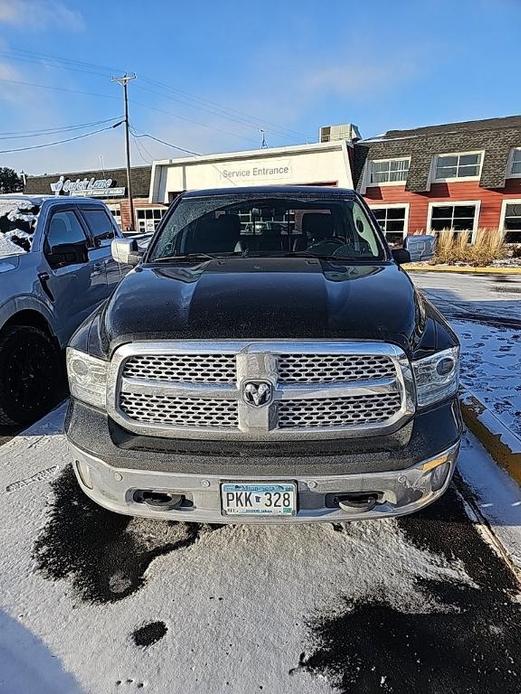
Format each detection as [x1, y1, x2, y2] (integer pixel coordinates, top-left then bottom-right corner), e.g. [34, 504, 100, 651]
[0, 0, 519, 174]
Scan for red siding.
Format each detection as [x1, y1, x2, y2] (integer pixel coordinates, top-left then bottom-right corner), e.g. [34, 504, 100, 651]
[364, 179, 521, 234]
[119, 197, 168, 231]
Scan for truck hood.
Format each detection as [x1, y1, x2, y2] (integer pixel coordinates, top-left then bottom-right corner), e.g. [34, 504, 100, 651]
[102, 257, 427, 355]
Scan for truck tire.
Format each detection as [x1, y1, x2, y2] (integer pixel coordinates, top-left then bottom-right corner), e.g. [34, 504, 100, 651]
[0, 325, 62, 426]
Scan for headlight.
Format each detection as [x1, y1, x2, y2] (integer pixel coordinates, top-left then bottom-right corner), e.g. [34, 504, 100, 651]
[66, 348, 107, 409]
[412, 346, 459, 408]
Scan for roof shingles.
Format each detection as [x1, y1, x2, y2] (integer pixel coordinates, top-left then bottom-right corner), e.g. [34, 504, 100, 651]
[354, 115, 521, 193]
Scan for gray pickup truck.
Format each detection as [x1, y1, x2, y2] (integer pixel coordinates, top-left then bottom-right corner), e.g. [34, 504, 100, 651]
[0, 194, 127, 426]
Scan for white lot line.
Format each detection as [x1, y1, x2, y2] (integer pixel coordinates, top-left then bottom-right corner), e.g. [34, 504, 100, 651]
[0, 405, 482, 694]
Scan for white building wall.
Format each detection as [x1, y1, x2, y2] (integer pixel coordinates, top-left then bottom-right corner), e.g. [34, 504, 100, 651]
[150, 141, 353, 203]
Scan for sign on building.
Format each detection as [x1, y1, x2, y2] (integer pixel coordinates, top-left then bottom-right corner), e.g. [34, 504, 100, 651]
[50, 175, 125, 197]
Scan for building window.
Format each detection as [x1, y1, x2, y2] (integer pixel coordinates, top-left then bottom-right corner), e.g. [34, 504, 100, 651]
[428, 202, 480, 235]
[500, 200, 521, 242]
[370, 205, 408, 245]
[433, 152, 483, 181]
[508, 148, 521, 177]
[107, 205, 121, 229]
[136, 207, 165, 233]
[368, 158, 410, 185]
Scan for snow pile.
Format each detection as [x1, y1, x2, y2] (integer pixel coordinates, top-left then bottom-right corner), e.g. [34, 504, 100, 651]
[0, 233, 25, 257]
[0, 199, 39, 255]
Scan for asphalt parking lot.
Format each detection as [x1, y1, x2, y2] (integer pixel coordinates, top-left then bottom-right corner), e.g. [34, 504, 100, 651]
[0, 271, 520, 694]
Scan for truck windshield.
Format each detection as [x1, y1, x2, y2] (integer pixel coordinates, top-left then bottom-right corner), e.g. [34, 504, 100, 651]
[147, 196, 386, 262]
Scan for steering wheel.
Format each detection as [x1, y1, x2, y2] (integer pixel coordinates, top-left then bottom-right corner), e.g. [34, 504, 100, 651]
[306, 237, 344, 255]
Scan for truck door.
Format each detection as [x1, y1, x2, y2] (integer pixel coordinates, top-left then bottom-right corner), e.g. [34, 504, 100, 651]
[42, 208, 106, 343]
[79, 206, 123, 291]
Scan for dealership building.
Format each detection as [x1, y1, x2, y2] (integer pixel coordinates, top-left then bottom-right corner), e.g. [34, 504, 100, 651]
[25, 115, 521, 242]
[24, 165, 168, 232]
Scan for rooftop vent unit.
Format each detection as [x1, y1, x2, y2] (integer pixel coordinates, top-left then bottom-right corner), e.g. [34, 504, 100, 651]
[319, 123, 361, 143]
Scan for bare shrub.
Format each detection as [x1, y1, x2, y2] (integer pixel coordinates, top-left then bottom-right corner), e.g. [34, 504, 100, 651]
[468, 228, 507, 266]
[432, 228, 506, 266]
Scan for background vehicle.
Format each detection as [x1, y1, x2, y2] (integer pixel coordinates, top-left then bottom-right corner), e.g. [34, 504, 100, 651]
[66, 186, 461, 524]
[0, 195, 129, 426]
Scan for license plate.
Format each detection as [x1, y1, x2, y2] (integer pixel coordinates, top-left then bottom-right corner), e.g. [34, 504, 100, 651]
[221, 482, 297, 516]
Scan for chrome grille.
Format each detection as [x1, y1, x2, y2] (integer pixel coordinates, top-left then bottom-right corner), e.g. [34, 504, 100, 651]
[123, 354, 236, 383]
[278, 392, 402, 428]
[109, 341, 413, 440]
[278, 354, 395, 383]
[120, 393, 238, 428]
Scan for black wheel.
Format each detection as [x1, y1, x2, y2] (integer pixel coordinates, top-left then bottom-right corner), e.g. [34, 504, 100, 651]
[0, 325, 62, 426]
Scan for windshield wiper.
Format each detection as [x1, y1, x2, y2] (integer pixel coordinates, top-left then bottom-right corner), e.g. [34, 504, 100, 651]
[282, 252, 365, 261]
[151, 253, 217, 263]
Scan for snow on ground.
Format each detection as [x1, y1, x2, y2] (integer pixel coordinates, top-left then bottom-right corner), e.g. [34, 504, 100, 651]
[452, 319, 521, 436]
[458, 430, 521, 569]
[411, 271, 521, 434]
[0, 406, 481, 694]
[412, 271, 521, 322]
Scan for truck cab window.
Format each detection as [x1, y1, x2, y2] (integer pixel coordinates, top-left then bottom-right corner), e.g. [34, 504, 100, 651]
[45, 210, 88, 268]
[81, 208, 115, 244]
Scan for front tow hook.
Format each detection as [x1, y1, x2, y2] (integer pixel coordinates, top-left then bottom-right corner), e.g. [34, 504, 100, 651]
[134, 490, 185, 510]
[336, 493, 379, 513]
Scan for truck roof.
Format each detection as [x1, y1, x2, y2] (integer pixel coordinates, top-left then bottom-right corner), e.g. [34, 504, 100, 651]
[0, 194, 109, 206]
[181, 185, 358, 198]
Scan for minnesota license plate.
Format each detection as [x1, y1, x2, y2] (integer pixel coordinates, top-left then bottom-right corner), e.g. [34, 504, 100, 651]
[221, 482, 297, 516]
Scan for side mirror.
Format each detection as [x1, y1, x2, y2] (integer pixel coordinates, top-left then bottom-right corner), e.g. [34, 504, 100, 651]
[403, 235, 436, 262]
[392, 248, 411, 265]
[111, 237, 142, 266]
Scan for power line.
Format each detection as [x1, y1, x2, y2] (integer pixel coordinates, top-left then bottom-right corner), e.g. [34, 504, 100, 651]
[129, 95, 260, 146]
[0, 76, 121, 102]
[0, 77, 261, 149]
[0, 116, 122, 140]
[0, 47, 311, 142]
[0, 123, 121, 154]
[132, 132, 201, 158]
[130, 133, 148, 164]
[0, 48, 120, 79]
[136, 79, 310, 141]
[132, 131, 240, 186]
[129, 128, 156, 161]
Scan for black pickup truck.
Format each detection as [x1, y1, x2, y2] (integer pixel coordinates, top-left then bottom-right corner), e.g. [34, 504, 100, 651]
[65, 186, 461, 523]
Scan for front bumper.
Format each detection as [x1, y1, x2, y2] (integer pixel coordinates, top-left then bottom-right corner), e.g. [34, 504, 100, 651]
[66, 396, 461, 522]
[69, 440, 459, 522]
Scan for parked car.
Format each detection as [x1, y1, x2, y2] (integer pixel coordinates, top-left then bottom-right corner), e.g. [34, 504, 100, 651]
[0, 194, 130, 426]
[65, 186, 462, 523]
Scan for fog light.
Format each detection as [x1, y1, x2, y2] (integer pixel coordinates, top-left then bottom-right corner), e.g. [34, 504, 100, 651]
[430, 461, 451, 492]
[75, 460, 93, 489]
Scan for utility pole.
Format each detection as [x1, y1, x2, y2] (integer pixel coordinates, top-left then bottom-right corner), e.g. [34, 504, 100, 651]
[112, 73, 136, 231]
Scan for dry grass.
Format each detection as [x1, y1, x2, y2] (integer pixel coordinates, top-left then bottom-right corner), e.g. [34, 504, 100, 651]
[433, 228, 507, 266]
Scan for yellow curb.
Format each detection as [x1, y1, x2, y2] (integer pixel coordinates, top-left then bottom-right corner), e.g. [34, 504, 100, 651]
[460, 392, 521, 486]
[404, 264, 521, 274]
